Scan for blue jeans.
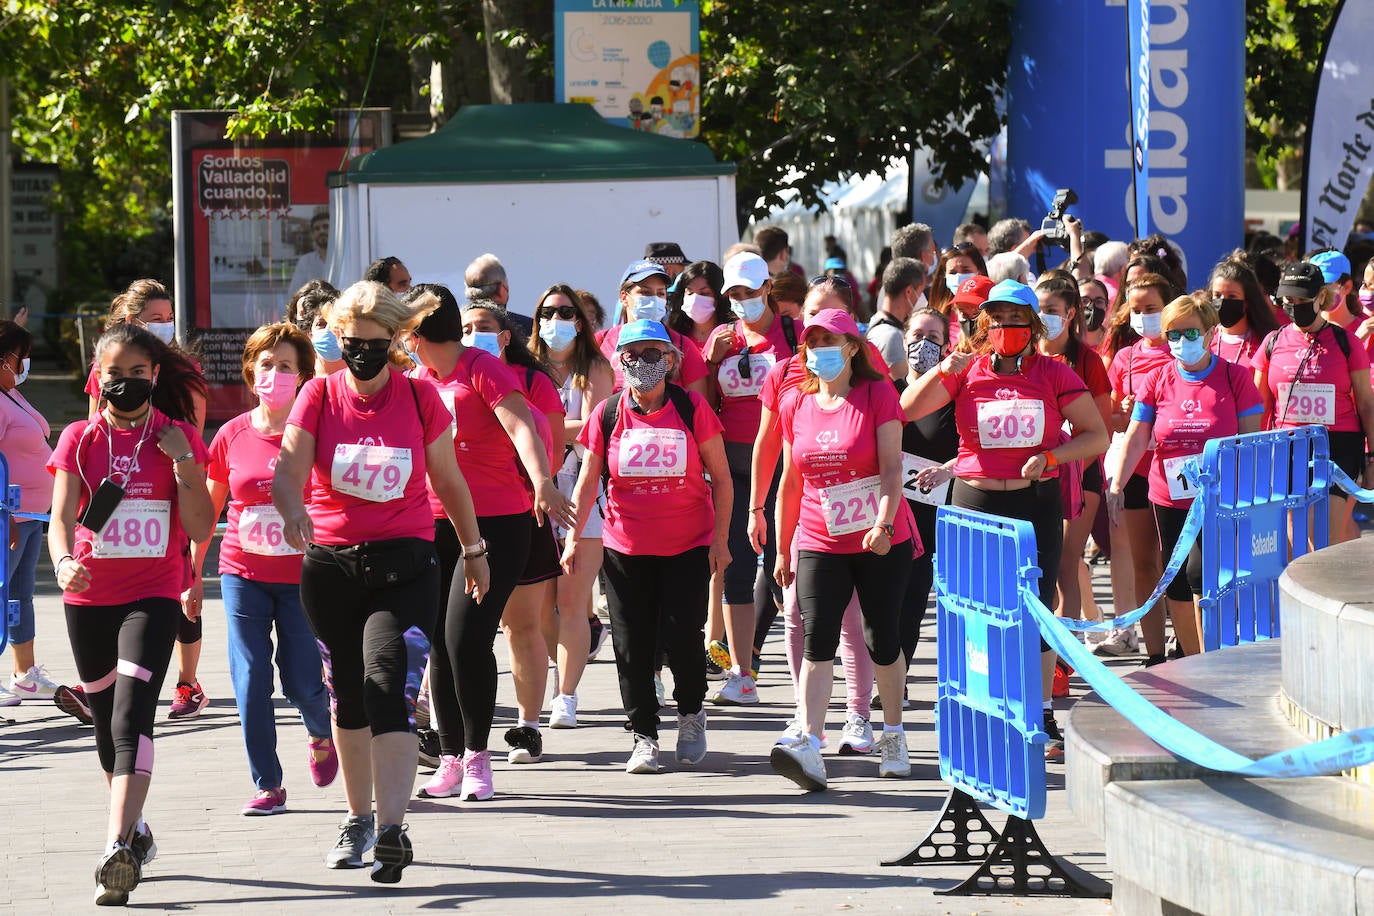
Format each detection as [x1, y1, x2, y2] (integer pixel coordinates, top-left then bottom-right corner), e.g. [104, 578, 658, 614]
[7, 519, 42, 646]
[220, 574, 332, 790]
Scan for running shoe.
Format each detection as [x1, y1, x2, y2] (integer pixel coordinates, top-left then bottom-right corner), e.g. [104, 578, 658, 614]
[1084, 627, 1110, 650]
[10, 664, 60, 700]
[1043, 714, 1065, 761]
[416, 729, 441, 769]
[167, 681, 208, 720]
[549, 693, 578, 729]
[242, 787, 287, 816]
[837, 713, 875, 756]
[460, 750, 494, 800]
[414, 686, 431, 730]
[505, 726, 543, 764]
[709, 671, 759, 706]
[93, 840, 140, 906]
[54, 684, 93, 724]
[371, 824, 414, 884]
[705, 655, 728, 681]
[588, 615, 610, 661]
[770, 736, 827, 791]
[874, 730, 911, 778]
[626, 734, 661, 774]
[417, 754, 462, 798]
[706, 639, 732, 672]
[1166, 636, 1185, 660]
[1052, 660, 1072, 699]
[0, 683, 19, 708]
[780, 718, 828, 749]
[325, 814, 375, 869]
[1093, 626, 1140, 657]
[308, 736, 338, 787]
[130, 823, 157, 868]
[1142, 653, 1168, 668]
[675, 709, 707, 765]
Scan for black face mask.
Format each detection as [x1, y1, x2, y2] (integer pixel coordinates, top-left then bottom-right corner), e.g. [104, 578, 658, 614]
[1215, 297, 1246, 329]
[340, 341, 390, 381]
[959, 317, 979, 341]
[101, 378, 154, 412]
[1284, 299, 1319, 329]
[1082, 305, 1105, 332]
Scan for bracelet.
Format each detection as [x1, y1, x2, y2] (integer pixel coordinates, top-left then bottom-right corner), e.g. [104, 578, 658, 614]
[173, 451, 195, 464]
[1043, 451, 1059, 470]
[56, 554, 74, 569]
[750, 506, 766, 513]
[461, 538, 489, 560]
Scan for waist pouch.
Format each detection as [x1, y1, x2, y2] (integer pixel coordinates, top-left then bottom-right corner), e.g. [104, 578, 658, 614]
[309, 537, 437, 589]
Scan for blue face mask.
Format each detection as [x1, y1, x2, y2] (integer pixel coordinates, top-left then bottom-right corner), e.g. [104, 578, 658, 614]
[945, 272, 976, 294]
[806, 345, 848, 382]
[539, 318, 578, 352]
[1169, 335, 1209, 366]
[311, 326, 341, 362]
[731, 296, 767, 323]
[464, 331, 504, 358]
[1039, 313, 1066, 341]
[629, 295, 667, 323]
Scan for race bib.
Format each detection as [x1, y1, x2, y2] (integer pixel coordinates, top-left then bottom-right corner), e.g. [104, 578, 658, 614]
[331, 444, 412, 503]
[1162, 453, 1202, 502]
[94, 499, 170, 559]
[901, 454, 950, 508]
[617, 427, 688, 478]
[977, 398, 1046, 449]
[717, 353, 775, 398]
[819, 475, 882, 537]
[238, 504, 303, 557]
[1278, 382, 1336, 425]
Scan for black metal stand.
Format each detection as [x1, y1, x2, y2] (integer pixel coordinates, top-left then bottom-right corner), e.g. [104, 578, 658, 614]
[881, 787, 1002, 866]
[938, 814, 1110, 898]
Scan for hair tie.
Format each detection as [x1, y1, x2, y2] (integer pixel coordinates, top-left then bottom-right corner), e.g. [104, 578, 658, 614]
[1157, 247, 1167, 259]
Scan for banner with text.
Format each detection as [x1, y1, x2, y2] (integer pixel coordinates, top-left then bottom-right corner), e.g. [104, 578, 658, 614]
[1126, 0, 1151, 238]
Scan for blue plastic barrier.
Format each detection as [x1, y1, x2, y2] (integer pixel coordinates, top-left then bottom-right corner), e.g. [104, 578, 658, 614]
[1196, 427, 1331, 651]
[0, 454, 19, 657]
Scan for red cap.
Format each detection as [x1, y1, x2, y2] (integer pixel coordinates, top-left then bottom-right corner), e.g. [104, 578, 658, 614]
[949, 274, 996, 309]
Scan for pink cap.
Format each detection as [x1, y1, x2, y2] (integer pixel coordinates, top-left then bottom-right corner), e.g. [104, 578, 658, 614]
[803, 308, 861, 340]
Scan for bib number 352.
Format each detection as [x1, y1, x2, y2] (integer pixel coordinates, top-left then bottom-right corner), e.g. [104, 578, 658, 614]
[331, 444, 412, 503]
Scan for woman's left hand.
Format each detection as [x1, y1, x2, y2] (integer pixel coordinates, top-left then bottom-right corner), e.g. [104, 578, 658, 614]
[156, 423, 193, 461]
[463, 554, 490, 603]
[862, 526, 892, 556]
[535, 479, 578, 531]
[1021, 453, 1050, 481]
[180, 577, 204, 622]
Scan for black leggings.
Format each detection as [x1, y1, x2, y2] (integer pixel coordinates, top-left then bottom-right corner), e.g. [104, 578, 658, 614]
[300, 541, 437, 736]
[796, 544, 913, 666]
[952, 479, 1063, 652]
[1154, 503, 1203, 600]
[749, 466, 784, 654]
[901, 499, 938, 665]
[65, 598, 179, 776]
[432, 513, 531, 754]
[177, 613, 201, 645]
[603, 547, 710, 739]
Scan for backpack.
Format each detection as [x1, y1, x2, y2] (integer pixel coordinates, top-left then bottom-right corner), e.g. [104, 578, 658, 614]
[598, 384, 697, 486]
[1264, 322, 1351, 361]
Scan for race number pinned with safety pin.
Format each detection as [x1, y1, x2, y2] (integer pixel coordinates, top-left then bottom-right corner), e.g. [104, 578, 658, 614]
[93, 499, 171, 559]
[820, 475, 882, 536]
[1277, 382, 1335, 426]
[618, 428, 688, 477]
[238, 504, 304, 556]
[717, 353, 775, 398]
[1162, 453, 1202, 502]
[332, 444, 412, 502]
[976, 398, 1045, 449]
[901, 455, 950, 507]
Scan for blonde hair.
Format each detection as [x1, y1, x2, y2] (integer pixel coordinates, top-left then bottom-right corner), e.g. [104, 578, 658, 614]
[1162, 295, 1218, 334]
[329, 281, 438, 368]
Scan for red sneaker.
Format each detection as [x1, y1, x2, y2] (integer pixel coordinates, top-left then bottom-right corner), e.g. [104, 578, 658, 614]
[168, 681, 208, 721]
[1052, 660, 1073, 699]
[54, 684, 93, 724]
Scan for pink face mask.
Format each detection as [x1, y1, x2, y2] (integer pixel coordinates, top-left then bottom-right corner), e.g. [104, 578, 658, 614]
[1359, 289, 1374, 311]
[254, 368, 298, 410]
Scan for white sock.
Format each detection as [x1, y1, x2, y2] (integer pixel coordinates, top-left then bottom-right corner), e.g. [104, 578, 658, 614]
[882, 723, 903, 735]
[519, 719, 540, 731]
[1043, 700, 1053, 713]
[730, 665, 743, 677]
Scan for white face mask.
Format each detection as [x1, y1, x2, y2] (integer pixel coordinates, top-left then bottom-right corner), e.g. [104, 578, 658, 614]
[731, 295, 767, 323]
[683, 292, 717, 324]
[945, 272, 976, 294]
[1130, 311, 1163, 340]
[1039, 313, 1066, 341]
[5, 356, 29, 386]
[629, 295, 667, 322]
[144, 321, 176, 344]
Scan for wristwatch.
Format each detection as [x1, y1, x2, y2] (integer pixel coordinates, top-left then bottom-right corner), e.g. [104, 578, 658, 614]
[874, 522, 895, 538]
[461, 538, 489, 559]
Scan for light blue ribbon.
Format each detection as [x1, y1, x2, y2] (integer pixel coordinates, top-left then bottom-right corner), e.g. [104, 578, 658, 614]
[1329, 464, 1374, 503]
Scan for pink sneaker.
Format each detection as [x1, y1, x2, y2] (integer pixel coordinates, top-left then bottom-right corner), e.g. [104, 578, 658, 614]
[308, 736, 338, 788]
[242, 787, 286, 816]
[417, 754, 462, 798]
[461, 750, 494, 801]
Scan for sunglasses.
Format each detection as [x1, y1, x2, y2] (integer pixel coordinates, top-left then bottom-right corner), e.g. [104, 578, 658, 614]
[737, 350, 754, 381]
[942, 242, 977, 257]
[1164, 328, 1203, 342]
[809, 275, 851, 289]
[339, 336, 391, 352]
[538, 305, 580, 321]
[621, 347, 668, 365]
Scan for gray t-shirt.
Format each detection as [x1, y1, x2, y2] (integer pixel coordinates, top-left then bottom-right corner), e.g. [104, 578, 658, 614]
[865, 314, 906, 370]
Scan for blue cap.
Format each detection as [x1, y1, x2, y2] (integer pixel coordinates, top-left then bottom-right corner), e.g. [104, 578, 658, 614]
[981, 279, 1039, 313]
[1310, 249, 1352, 284]
[822, 257, 846, 272]
[620, 259, 670, 287]
[617, 319, 673, 349]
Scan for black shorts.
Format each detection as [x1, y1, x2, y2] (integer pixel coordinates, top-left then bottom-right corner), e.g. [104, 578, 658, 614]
[1123, 472, 1150, 511]
[518, 518, 563, 586]
[1081, 457, 1104, 495]
[1326, 430, 1365, 500]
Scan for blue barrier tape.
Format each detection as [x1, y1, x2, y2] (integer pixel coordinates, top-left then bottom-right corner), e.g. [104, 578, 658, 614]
[1027, 587, 1374, 777]
[1329, 464, 1374, 503]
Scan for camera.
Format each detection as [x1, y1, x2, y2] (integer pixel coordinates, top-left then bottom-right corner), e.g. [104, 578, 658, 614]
[1040, 187, 1079, 250]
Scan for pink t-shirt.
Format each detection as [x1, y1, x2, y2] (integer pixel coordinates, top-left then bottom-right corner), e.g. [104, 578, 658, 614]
[0, 389, 54, 513]
[942, 353, 1088, 480]
[1108, 339, 1174, 477]
[779, 378, 918, 554]
[1210, 331, 1260, 370]
[47, 410, 209, 606]
[706, 316, 800, 444]
[758, 342, 895, 415]
[1251, 323, 1370, 432]
[512, 364, 566, 479]
[207, 412, 304, 583]
[578, 388, 723, 556]
[598, 324, 709, 392]
[1137, 357, 1263, 508]
[287, 367, 452, 545]
[409, 349, 532, 519]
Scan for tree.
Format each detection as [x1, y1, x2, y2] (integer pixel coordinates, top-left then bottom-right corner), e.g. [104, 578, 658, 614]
[1244, 0, 1335, 190]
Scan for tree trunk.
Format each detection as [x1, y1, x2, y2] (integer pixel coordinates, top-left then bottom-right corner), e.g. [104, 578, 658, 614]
[481, 0, 553, 104]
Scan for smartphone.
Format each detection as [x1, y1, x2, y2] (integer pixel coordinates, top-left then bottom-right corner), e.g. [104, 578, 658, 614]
[78, 478, 125, 532]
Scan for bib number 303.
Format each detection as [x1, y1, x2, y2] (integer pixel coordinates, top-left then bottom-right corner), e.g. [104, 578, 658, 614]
[94, 499, 171, 559]
[331, 444, 412, 503]
[819, 475, 882, 537]
[977, 398, 1046, 449]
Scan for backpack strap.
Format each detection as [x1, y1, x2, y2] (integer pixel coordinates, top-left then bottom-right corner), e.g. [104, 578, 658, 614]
[1266, 323, 1352, 360]
[779, 315, 798, 353]
[598, 385, 697, 487]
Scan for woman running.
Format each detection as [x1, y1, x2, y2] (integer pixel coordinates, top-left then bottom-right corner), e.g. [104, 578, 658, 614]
[49, 324, 214, 905]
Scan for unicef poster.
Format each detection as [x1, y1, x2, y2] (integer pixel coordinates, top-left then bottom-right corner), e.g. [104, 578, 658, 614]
[555, 0, 701, 138]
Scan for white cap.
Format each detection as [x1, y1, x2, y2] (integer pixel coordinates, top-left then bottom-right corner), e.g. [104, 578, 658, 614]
[722, 252, 770, 293]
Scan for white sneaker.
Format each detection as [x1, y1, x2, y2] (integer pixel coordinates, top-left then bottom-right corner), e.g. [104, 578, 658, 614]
[10, 665, 60, 700]
[675, 709, 707, 765]
[769, 736, 827, 791]
[709, 671, 759, 706]
[549, 693, 578, 729]
[780, 718, 828, 749]
[1093, 626, 1140, 657]
[1084, 627, 1109, 649]
[0, 683, 19, 708]
[837, 713, 875, 756]
[874, 730, 911, 778]
[626, 734, 660, 774]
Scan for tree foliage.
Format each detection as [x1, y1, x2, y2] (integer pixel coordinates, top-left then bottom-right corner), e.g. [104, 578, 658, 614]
[1244, 0, 1335, 186]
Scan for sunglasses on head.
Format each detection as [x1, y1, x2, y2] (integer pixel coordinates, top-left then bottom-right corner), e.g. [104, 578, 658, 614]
[340, 336, 391, 352]
[622, 347, 668, 365]
[1164, 328, 1203, 342]
[538, 304, 579, 321]
[809, 275, 851, 289]
[942, 242, 977, 257]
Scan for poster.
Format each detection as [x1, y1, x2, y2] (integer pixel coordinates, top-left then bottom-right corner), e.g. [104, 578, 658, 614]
[9, 165, 59, 322]
[171, 109, 389, 419]
[555, 0, 700, 138]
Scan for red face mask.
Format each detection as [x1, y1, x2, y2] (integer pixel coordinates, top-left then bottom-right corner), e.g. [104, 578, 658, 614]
[989, 325, 1032, 357]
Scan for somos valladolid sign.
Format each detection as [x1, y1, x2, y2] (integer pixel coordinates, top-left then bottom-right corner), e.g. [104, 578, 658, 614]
[1006, 0, 1245, 284]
